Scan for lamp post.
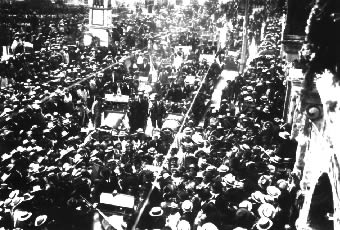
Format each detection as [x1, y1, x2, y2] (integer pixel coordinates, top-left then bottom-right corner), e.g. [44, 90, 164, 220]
[239, 0, 249, 73]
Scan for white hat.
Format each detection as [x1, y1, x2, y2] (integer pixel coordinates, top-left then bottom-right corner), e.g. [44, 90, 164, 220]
[177, 219, 191, 230]
[258, 203, 277, 219]
[239, 200, 253, 211]
[251, 191, 266, 204]
[223, 173, 236, 187]
[201, 222, 219, 230]
[255, 217, 273, 230]
[16, 210, 33, 222]
[266, 186, 281, 199]
[149, 207, 163, 216]
[206, 165, 216, 172]
[34, 215, 48, 227]
[258, 175, 272, 189]
[218, 165, 229, 173]
[181, 200, 193, 212]
[162, 173, 171, 180]
[278, 131, 290, 139]
[9, 190, 19, 199]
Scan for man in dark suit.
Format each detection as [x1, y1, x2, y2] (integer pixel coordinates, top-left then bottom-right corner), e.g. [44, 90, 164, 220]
[92, 168, 118, 202]
[139, 58, 150, 77]
[136, 92, 149, 130]
[128, 96, 139, 133]
[91, 96, 103, 128]
[149, 97, 166, 129]
[43, 94, 62, 114]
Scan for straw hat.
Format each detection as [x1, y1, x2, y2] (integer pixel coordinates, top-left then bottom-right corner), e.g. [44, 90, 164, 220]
[34, 215, 48, 227]
[255, 217, 273, 230]
[12, 197, 23, 208]
[17, 211, 33, 222]
[251, 191, 266, 204]
[181, 200, 193, 212]
[258, 175, 272, 190]
[201, 222, 219, 230]
[23, 193, 34, 201]
[239, 200, 253, 211]
[149, 207, 163, 217]
[223, 173, 236, 187]
[9, 190, 20, 199]
[217, 165, 229, 173]
[276, 179, 288, 191]
[258, 203, 277, 219]
[266, 186, 281, 199]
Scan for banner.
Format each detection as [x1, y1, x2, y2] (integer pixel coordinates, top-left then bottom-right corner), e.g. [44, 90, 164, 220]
[104, 94, 129, 103]
[199, 54, 215, 64]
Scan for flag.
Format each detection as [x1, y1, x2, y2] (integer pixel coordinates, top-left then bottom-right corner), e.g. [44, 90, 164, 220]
[149, 55, 158, 83]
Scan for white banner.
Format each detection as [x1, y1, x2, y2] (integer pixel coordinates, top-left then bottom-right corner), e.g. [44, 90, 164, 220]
[199, 54, 215, 64]
[104, 94, 129, 103]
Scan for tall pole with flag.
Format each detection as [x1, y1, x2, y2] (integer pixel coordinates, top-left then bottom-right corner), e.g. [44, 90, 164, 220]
[239, 0, 250, 73]
[149, 54, 158, 83]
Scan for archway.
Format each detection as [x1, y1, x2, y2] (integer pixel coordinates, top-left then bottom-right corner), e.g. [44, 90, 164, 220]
[307, 173, 334, 230]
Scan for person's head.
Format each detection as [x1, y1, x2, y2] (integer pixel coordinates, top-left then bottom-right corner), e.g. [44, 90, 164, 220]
[100, 168, 110, 179]
[203, 171, 213, 184]
[199, 187, 212, 201]
[211, 181, 223, 194]
[177, 220, 191, 230]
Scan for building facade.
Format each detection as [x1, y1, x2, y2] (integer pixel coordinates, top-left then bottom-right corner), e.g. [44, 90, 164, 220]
[282, 0, 340, 229]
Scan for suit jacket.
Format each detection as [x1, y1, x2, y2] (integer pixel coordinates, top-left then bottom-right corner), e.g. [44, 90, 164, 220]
[150, 101, 166, 119]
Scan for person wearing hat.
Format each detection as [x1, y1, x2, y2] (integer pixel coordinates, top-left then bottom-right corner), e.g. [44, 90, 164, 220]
[147, 206, 166, 229]
[13, 210, 33, 228]
[75, 99, 90, 127]
[135, 91, 149, 131]
[91, 96, 103, 128]
[164, 201, 181, 230]
[92, 167, 118, 202]
[149, 97, 166, 129]
[217, 164, 229, 179]
[258, 175, 272, 191]
[128, 94, 139, 133]
[180, 200, 195, 225]
[34, 215, 48, 229]
[254, 217, 273, 230]
[176, 219, 191, 230]
[42, 93, 62, 115]
[234, 207, 256, 229]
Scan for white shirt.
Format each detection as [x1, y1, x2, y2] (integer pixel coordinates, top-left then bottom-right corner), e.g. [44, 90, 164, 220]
[137, 55, 144, 65]
[166, 212, 181, 230]
[64, 93, 72, 103]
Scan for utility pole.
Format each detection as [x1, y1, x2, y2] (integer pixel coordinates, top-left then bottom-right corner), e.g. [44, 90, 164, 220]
[239, 0, 250, 73]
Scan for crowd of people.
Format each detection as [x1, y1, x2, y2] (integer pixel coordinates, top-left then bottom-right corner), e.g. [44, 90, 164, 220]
[136, 14, 302, 230]
[0, 1, 304, 230]
[0, 2, 220, 230]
